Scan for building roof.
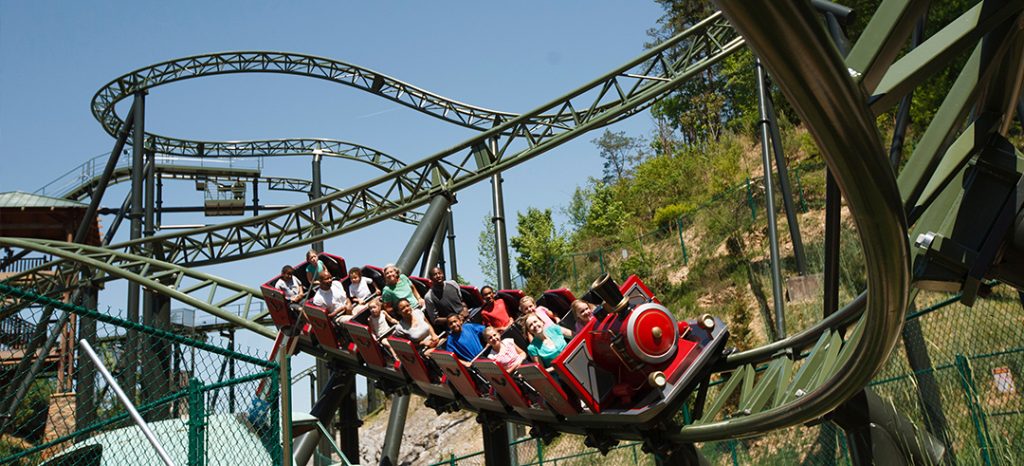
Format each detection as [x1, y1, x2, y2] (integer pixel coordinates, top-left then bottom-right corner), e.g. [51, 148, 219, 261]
[0, 191, 101, 245]
[0, 191, 89, 209]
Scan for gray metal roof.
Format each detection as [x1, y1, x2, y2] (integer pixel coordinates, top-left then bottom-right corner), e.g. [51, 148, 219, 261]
[0, 191, 88, 208]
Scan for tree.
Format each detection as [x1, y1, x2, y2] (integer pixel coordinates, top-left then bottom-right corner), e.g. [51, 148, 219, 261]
[509, 208, 569, 295]
[476, 214, 499, 287]
[592, 130, 646, 183]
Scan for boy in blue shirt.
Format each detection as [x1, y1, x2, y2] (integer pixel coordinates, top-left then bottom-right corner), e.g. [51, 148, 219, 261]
[444, 314, 485, 364]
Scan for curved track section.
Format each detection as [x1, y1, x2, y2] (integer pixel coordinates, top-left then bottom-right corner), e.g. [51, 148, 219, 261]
[97, 13, 741, 266]
[95, 52, 521, 140]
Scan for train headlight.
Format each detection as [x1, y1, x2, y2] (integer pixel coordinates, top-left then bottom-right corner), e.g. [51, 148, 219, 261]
[625, 303, 678, 364]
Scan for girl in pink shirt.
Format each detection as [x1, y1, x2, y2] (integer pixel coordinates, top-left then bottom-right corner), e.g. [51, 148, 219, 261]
[518, 296, 559, 327]
[480, 326, 526, 371]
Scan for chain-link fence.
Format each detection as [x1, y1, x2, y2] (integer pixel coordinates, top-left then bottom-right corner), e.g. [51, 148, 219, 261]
[0, 283, 285, 466]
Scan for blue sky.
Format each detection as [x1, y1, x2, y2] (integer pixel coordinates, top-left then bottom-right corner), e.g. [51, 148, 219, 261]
[1, 1, 665, 411]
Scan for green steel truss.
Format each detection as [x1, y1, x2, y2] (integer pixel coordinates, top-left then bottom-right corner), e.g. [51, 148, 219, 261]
[90, 12, 742, 267]
[0, 238, 273, 339]
[45, 139, 411, 200]
[3, 0, 1022, 444]
[55, 162, 424, 226]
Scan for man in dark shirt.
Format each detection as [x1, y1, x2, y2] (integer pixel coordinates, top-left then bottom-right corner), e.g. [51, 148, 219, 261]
[424, 267, 467, 329]
[444, 314, 485, 364]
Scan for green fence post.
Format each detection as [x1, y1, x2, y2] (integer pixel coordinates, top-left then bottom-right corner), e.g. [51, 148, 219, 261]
[631, 443, 638, 464]
[838, 428, 851, 466]
[188, 377, 206, 466]
[730, 439, 739, 466]
[955, 354, 995, 466]
[269, 369, 282, 466]
[537, 436, 544, 465]
[746, 177, 756, 222]
[793, 167, 808, 212]
[676, 217, 688, 266]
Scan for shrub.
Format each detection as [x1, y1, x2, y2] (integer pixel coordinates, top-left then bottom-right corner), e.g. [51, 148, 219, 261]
[653, 203, 692, 228]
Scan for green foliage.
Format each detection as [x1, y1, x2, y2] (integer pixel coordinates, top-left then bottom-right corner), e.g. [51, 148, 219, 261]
[583, 183, 627, 238]
[564, 184, 593, 233]
[592, 129, 646, 183]
[619, 249, 654, 279]
[652, 203, 690, 228]
[9, 379, 55, 442]
[509, 208, 570, 296]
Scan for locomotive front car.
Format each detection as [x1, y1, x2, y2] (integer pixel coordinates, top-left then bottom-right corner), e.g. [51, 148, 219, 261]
[551, 274, 729, 428]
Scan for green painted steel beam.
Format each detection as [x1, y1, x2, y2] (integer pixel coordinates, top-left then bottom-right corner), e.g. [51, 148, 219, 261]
[0, 237, 272, 338]
[93, 52, 588, 142]
[871, 0, 1024, 112]
[676, 0, 910, 442]
[845, 0, 930, 94]
[898, 19, 1022, 214]
[83, 14, 742, 268]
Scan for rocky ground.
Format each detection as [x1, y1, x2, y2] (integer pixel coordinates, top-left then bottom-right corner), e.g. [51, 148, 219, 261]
[355, 395, 482, 465]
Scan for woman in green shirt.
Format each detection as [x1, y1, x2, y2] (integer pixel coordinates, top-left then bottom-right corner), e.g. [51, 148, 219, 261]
[305, 249, 326, 286]
[521, 314, 573, 368]
[380, 264, 425, 313]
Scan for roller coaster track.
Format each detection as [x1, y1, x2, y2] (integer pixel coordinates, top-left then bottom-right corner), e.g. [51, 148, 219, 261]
[53, 158, 424, 225]
[3, 0, 1022, 446]
[39, 139, 411, 201]
[0, 238, 272, 339]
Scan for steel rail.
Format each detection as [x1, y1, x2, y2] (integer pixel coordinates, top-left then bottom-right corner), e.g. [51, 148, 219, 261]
[668, 0, 911, 441]
[57, 163, 424, 226]
[44, 139, 412, 200]
[91, 51, 648, 146]
[88, 13, 740, 267]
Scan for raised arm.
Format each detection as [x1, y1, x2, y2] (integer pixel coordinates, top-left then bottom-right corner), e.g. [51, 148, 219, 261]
[411, 280, 426, 310]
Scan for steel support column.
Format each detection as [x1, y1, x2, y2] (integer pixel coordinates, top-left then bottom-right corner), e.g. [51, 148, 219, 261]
[126, 91, 146, 401]
[76, 286, 98, 430]
[889, 20, 925, 169]
[481, 417, 512, 466]
[395, 194, 454, 274]
[337, 373, 361, 464]
[446, 207, 459, 281]
[380, 392, 409, 466]
[102, 189, 133, 246]
[293, 194, 453, 466]
[142, 148, 171, 418]
[421, 220, 447, 276]
[294, 370, 357, 465]
[490, 174, 512, 289]
[755, 57, 787, 339]
[310, 150, 329, 465]
[762, 84, 808, 275]
[73, 100, 136, 243]
[253, 174, 260, 216]
[832, 389, 946, 465]
[901, 311, 956, 462]
[156, 170, 164, 228]
[311, 150, 324, 252]
[383, 193, 454, 465]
